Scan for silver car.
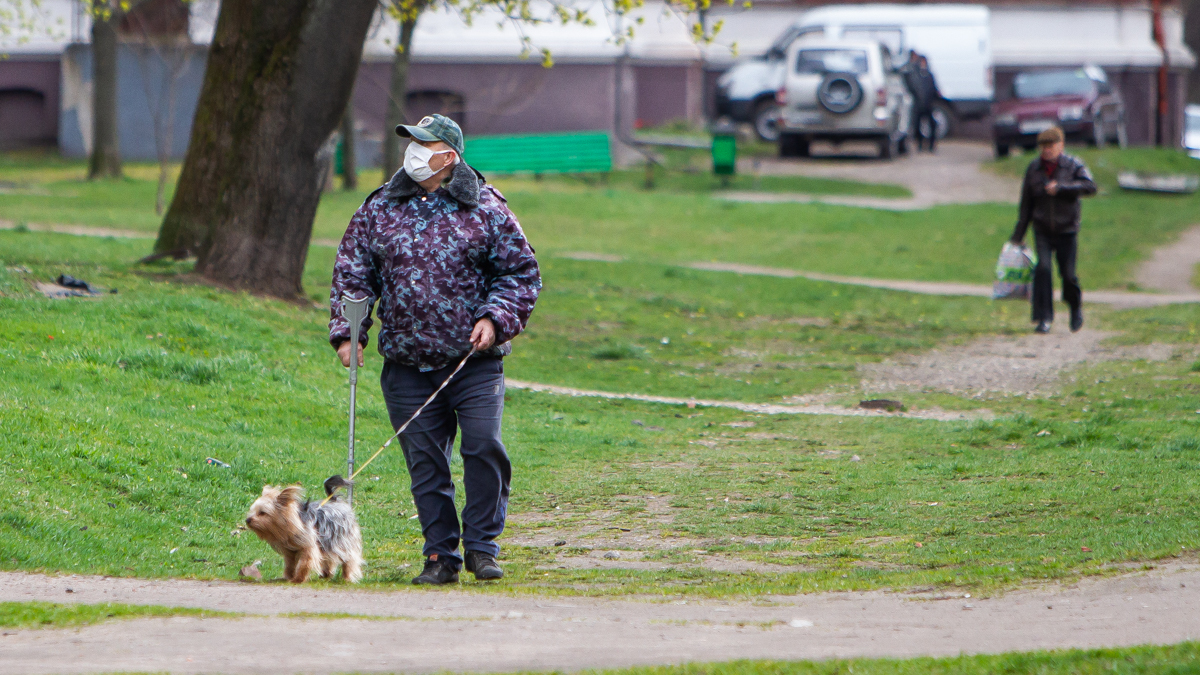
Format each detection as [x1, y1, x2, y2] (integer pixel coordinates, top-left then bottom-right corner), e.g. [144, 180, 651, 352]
[776, 39, 913, 159]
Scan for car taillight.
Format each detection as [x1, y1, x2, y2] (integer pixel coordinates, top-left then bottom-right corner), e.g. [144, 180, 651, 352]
[775, 87, 787, 105]
[876, 88, 887, 107]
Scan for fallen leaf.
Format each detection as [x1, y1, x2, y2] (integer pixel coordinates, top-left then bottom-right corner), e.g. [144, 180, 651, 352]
[686, 401, 697, 409]
[915, 542, 923, 548]
[1081, 546, 1092, 552]
[1036, 429, 1051, 436]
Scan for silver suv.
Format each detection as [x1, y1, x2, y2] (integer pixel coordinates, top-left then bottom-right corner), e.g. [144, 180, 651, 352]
[776, 39, 913, 159]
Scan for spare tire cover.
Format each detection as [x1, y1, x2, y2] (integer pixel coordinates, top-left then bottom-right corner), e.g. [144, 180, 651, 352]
[817, 72, 863, 114]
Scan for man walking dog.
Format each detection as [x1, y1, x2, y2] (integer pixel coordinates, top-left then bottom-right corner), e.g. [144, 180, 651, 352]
[329, 114, 541, 585]
[1009, 126, 1096, 334]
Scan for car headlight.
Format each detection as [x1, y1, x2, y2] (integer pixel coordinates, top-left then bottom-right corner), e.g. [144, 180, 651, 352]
[994, 113, 1016, 126]
[1058, 106, 1085, 121]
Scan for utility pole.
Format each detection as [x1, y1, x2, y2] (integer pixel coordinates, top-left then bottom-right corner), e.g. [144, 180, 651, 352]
[1152, 0, 1170, 147]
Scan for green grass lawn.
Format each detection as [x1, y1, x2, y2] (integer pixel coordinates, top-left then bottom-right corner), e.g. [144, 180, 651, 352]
[1, 231, 1198, 597]
[4, 147, 1197, 292]
[0, 600, 231, 629]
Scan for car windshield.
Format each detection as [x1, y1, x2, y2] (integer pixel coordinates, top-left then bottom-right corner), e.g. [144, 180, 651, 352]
[1014, 70, 1095, 98]
[796, 49, 868, 74]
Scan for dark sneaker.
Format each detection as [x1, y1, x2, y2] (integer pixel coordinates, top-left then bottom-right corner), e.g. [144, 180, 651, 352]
[412, 555, 459, 585]
[1070, 310, 1083, 333]
[464, 551, 504, 580]
[1035, 321, 1051, 334]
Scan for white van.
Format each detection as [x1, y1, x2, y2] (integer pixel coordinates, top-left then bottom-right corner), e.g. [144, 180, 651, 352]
[714, 4, 993, 141]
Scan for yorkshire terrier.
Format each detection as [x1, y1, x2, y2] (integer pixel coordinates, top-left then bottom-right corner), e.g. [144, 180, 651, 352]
[244, 475, 363, 583]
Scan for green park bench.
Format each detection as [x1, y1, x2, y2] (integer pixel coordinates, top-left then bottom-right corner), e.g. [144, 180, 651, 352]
[464, 131, 612, 175]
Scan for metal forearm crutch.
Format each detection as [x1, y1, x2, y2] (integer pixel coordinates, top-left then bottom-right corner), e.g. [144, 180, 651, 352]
[342, 294, 370, 506]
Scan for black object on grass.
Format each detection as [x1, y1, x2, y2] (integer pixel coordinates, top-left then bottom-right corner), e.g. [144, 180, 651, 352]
[859, 399, 905, 412]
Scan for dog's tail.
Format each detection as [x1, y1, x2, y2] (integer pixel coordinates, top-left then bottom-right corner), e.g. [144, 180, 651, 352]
[323, 475, 353, 497]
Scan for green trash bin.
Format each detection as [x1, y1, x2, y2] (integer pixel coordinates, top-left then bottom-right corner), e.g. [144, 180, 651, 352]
[712, 133, 736, 177]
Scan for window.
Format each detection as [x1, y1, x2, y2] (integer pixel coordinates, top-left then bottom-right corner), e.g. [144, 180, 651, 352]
[1013, 70, 1095, 99]
[767, 26, 824, 59]
[795, 49, 869, 75]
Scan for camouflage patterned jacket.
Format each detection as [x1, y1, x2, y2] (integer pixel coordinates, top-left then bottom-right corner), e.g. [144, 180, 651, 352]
[329, 162, 541, 371]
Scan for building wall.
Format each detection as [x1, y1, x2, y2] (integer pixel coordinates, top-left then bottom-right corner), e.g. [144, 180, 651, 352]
[0, 58, 60, 149]
[353, 60, 620, 137]
[59, 43, 207, 160]
[633, 63, 703, 128]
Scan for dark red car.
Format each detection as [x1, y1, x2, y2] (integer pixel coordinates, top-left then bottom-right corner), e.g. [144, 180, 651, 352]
[992, 66, 1126, 157]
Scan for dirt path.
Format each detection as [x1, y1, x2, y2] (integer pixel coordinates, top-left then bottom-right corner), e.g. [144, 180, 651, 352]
[2, 564, 1198, 674]
[506, 380, 984, 421]
[512, 323, 1182, 415]
[1135, 224, 1200, 294]
[725, 140, 1019, 210]
[0, 220, 346, 248]
[860, 328, 1175, 397]
[684, 261, 1200, 308]
[0, 220, 154, 240]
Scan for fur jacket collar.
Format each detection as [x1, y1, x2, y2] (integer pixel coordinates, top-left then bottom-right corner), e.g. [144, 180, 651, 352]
[383, 161, 484, 208]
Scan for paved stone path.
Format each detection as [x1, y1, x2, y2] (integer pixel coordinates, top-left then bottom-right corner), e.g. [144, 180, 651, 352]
[1, 564, 1198, 674]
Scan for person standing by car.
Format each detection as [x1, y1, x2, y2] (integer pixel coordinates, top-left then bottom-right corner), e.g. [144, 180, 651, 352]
[903, 53, 941, 152]
[1009, 126, 1097, 334]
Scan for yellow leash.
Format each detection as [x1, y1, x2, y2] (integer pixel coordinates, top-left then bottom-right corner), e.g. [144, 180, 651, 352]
[322, 348, 477, 506]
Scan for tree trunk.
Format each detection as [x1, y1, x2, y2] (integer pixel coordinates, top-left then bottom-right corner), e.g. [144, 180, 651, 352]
[88, 12, 123, 180]
[341, 97, 358, 191]
[381, 15, 418, 182]
[153, 0, 377, 298]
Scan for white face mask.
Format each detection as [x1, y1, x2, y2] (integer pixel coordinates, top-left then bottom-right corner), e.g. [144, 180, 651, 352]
[404, 142, 456, 182]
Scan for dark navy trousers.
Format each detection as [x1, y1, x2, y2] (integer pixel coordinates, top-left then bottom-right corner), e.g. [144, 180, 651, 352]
[1032, 231, 1081, 323]
[380, 356, 510, 568]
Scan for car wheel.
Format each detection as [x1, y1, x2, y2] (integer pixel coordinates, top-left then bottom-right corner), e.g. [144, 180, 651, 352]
[779, 133, 810, 158]
[994, 142, 1010, 158]
[752, 99, 781, 143]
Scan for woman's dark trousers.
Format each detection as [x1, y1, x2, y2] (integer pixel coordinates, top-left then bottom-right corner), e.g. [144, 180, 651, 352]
[1032, 231, 1082, 324]
[380, 356, 510, 570]
[916, 108, 937, 151]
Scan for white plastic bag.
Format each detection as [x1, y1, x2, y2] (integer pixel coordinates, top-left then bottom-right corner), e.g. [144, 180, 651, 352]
[993, 242, 1036, 300]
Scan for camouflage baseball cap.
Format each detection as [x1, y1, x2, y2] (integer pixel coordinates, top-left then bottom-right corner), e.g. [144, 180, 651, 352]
[396, 114, 465, 156]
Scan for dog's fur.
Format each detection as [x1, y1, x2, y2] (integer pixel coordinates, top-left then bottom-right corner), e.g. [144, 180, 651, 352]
[244, 482, 363, 583]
